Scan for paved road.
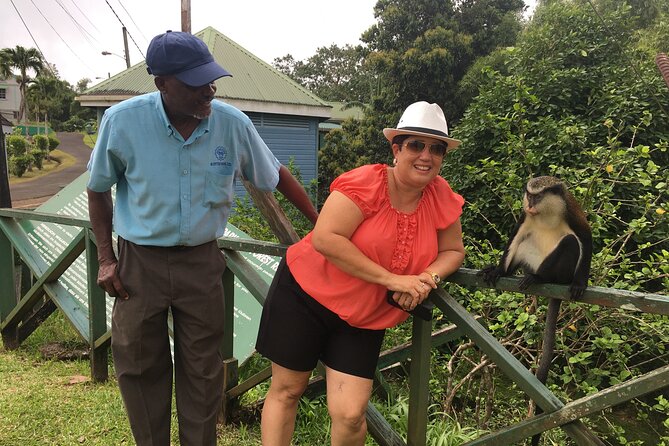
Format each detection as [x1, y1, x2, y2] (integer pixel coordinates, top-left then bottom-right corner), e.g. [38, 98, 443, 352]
[9, 132, 91, 207]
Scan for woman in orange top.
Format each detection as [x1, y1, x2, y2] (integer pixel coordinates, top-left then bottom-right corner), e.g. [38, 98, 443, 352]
[256, 101, 466, 446]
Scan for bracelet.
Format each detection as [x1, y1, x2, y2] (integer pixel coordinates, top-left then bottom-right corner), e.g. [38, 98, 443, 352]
[424, 270, 441, 284]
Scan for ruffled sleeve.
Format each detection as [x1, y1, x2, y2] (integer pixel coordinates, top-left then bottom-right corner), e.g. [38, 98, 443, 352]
[330, 164, 388, 218]
[423, 176, 465, 229]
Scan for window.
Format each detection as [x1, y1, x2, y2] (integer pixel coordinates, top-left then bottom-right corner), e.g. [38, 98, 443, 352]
[0, 88, 6, 100]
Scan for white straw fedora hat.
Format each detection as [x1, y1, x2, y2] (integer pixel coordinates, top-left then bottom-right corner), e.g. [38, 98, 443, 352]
[383, 101, 461, 151]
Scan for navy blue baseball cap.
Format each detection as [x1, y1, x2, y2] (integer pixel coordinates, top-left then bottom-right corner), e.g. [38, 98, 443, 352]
[146, 31, 231, 86]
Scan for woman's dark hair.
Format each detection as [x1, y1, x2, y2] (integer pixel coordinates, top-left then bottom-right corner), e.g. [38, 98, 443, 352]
[391, 135, 410, 147]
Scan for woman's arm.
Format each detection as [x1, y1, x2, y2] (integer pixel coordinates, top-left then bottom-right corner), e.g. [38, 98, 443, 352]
[420, 219, 466, 286]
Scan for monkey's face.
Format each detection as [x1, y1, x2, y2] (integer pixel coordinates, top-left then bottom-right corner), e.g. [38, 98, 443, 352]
[392, 136, 444, 188]
[523, 189, 566, 217]
[524, 177, 567, 216]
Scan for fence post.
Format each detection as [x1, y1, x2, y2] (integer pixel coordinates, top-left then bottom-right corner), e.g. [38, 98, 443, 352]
[220, 265, 239, 422]
[407, 308, 433, 446]
[0, 225, 18, 348]
[85, 230, 109, 382]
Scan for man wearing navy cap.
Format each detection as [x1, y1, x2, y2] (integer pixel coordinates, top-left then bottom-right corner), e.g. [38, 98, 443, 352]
[87, 31, 318, 446]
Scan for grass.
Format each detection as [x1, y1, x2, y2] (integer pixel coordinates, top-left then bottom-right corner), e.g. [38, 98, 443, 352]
[7, 149, 77, 185]
[0, 312, 262, 446]
[82, 131, 97, 149]
[0, 308, 491, 446]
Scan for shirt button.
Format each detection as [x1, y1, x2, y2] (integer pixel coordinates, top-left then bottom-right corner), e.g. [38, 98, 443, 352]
[182, 194, 187, 199]
[182, 169, 188, 175]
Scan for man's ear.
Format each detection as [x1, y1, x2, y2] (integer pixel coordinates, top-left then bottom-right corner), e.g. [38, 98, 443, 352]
[154, 76, 166, 92]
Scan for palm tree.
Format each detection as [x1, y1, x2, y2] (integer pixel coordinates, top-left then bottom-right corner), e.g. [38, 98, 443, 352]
[0, 46, 44, 123]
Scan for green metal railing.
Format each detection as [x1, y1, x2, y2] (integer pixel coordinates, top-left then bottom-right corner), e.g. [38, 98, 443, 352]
[1, 208, 668, 445]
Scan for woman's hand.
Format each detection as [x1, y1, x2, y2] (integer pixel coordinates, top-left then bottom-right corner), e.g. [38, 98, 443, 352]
[388, 274, 435, 310]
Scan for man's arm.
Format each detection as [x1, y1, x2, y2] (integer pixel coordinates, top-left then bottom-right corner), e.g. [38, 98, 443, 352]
[275, 165, 319, 225]
[87, 188, 129, 299]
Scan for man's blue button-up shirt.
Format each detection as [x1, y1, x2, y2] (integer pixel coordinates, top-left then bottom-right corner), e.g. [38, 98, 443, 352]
[87, 92, 280, 246]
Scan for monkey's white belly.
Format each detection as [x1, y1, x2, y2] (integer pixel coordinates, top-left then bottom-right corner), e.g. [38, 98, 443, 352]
[506, 221, 574, 272]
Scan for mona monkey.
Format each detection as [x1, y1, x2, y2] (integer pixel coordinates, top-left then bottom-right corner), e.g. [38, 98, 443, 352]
[480, 176, 592, 445]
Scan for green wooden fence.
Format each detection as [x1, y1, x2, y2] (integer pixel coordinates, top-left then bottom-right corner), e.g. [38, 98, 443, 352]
[1, 208, 668, 445]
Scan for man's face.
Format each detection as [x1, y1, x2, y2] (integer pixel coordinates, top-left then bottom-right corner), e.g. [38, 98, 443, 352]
[156, 76, 217, 120]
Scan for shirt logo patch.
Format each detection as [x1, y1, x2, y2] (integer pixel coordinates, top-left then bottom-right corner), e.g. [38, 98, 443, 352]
[214, 146, 227, 161]
[211, 146, 232, 168]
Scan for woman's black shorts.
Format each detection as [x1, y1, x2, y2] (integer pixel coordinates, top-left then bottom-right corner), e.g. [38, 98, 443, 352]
[255, 258, 385, 380]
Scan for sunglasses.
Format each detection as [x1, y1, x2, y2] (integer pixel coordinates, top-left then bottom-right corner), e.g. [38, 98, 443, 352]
[404, 140, 448, 157]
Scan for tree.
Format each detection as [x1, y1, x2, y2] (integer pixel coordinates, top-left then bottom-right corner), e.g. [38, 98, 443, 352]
[274, 44, 375, 103]
[314, 0, 526, 199]
[0, 46, 44, 123]
[443, 0, 669, 269]
[27, 75, 76, 130]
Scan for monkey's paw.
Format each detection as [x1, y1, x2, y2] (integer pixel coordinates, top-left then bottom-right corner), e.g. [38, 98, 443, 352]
[568, 284, 586, 300]
[518, 274, 540, 291]
[479, 265, 502, 286]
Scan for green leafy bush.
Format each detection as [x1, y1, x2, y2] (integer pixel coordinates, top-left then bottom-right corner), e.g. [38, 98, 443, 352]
[8, 153, 33, 177]
[47, 134, 60, 150]
[6, 134, 29, 158]
[32, 134, 49, 151]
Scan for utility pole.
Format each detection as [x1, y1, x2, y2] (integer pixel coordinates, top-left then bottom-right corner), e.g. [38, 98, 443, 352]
[122, 26, 131, 68]
[0, 131, 12, 208]
[181, 0, 191, 33]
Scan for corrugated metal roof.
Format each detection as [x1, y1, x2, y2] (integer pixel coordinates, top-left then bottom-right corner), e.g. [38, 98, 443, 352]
[324, 101, 366, 122]
[78, 27, 331, 118]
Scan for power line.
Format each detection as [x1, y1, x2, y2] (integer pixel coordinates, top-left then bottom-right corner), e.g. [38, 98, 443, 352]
[104, 0, 145, 58]
[115, 0, 149, 44]
[66, 0, 101, 34]
[28, 0, 97, 75]
[53, 0, 101, 47]
[7, 0, 55, 77]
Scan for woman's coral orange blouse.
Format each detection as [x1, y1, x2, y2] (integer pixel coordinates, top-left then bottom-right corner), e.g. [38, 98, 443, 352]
[287, 164, 464, 329]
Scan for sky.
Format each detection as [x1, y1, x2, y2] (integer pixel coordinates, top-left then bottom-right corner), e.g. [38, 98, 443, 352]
[1, 0, 536, 87]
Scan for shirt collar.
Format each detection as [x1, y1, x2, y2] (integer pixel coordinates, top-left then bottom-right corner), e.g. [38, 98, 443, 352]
[153, 91, 211, 138]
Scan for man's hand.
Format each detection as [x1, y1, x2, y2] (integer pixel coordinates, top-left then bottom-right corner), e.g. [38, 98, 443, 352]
[97, 260, 129, 299]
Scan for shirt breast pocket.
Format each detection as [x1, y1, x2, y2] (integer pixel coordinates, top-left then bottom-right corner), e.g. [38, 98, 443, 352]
[204, 172, 234, 209]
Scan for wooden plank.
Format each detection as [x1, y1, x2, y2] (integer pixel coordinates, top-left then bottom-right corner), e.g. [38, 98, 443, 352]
[86, 231, 109, 382]
[0, 227, 17, 322]
[447, 268, 669, 316]
[221, 358, 240, 423]
[407, 316, 432, 446]
[227, 365, 273, 400]
[241, 179, 301, 245]
[470, 365, 669, 444]
[217, 237, 288, 257]
[0, 210, 91, 228]
[432, 289, 604, 446]
[377, 317, 480, 370]
[222, 249, 270, 306]
[367, 402, 407, 446]
[0, 218, 50, 277]
[17, 298, 57, 344]
[221, 268, 236, 360]
[0, 230, 85, 331]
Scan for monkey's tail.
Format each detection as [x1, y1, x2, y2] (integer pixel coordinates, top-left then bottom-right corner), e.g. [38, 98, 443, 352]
[530, 297, 561, 446]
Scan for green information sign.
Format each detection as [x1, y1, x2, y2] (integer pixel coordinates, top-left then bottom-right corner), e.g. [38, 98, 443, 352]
[20, 172, 275, 364]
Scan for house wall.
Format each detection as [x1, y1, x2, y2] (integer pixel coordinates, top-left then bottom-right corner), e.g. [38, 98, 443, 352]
[234, 111, 319, 199]
[0, 78, 20, 122]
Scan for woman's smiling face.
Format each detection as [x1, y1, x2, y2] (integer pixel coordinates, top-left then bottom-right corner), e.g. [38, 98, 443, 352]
[393, 136, 445, 188]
